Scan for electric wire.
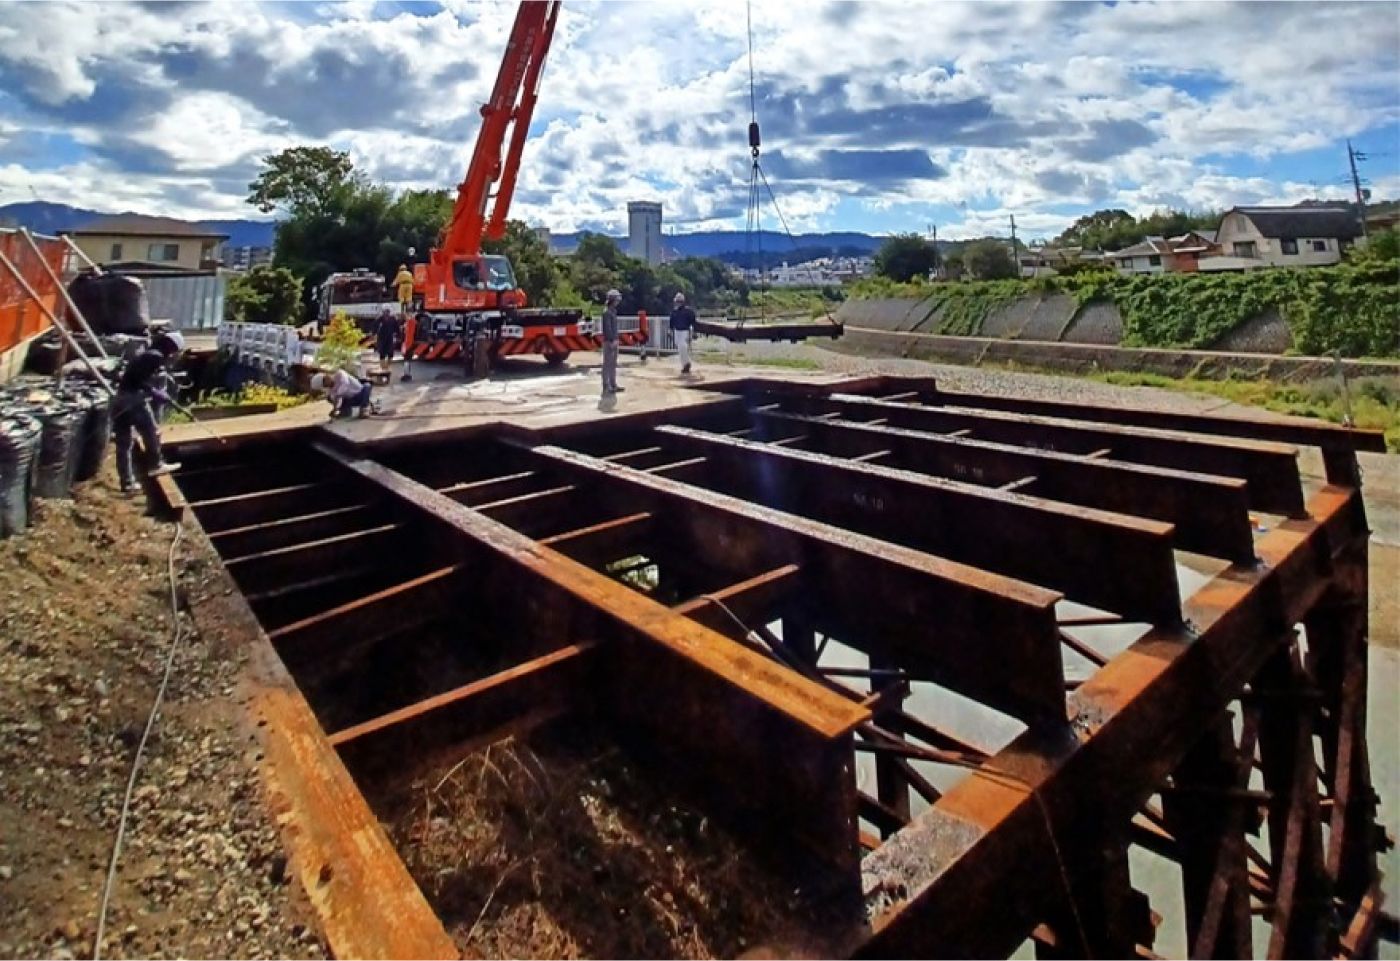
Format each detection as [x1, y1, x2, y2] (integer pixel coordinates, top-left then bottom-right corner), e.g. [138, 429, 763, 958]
[93, 521, 187, 961]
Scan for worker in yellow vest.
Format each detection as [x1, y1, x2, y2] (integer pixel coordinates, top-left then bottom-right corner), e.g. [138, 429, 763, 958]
[394, 264, 415, 316]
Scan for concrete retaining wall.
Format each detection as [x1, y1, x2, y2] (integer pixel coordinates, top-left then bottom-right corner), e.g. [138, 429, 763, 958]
[836, 295, 1320, 356]
[838, 326, 1400, 383]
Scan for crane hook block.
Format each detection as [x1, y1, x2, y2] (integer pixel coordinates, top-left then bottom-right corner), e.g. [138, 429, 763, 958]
[748, 121, 761, 150]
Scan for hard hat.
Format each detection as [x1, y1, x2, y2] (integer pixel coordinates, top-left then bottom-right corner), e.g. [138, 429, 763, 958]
[156, 330, 185, 355]
[605, 289, 621, 303]
[310, 373, 328, 393]
[673, 292, 686, 304]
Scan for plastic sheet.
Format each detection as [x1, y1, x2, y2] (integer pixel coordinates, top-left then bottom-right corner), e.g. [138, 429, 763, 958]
[0, 412, 41, 537]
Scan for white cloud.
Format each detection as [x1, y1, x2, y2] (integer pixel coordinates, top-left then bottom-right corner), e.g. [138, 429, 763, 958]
[0, 0, 1394, 241]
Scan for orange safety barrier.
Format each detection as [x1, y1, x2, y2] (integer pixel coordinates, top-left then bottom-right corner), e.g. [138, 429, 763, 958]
[0, 231, 68, 356]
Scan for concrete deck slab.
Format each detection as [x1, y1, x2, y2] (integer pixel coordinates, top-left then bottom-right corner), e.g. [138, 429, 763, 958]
[162, 353, 847, 449]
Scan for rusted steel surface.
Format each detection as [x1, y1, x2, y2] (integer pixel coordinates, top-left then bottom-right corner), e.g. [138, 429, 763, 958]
[818, 392, 1308, 516]
[175, 507, 460, 960]
[316, 443, 871, 876]
[923, 385, 1388, 486]
[849, 486, 1371, 959]
[652, 424, 1184, 626]
[752, 406, 1257, 563]
[527, 444, 1066, 727]
[161, 373, 1388, 961]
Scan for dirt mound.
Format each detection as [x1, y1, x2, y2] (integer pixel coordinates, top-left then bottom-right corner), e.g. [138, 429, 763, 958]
[372, 726, 828, 960]
[0, 470, 323, 960]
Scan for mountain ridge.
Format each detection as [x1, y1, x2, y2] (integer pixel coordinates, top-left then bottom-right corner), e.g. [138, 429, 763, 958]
[0, 201, 887, 261]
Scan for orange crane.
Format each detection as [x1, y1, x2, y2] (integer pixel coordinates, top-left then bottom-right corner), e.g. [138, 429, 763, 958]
[406, 0, 647, 370]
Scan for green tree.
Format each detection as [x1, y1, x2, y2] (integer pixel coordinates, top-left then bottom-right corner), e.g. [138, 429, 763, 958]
[483, 220, 561, 306]
[874, 233, 940, 282]
[247, 146, 363, 218]
[377, 188, 453, 278]
[573, 232, 625, 270]
[963, 239, 1018, 280]
[224, 266, 304, 325]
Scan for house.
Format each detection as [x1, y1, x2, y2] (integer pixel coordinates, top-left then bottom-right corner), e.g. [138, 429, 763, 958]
[61, 214, 227, 273]
[1163, 230, 1220, 273]
[1213, 204, 1362, 267]
[1109, 236, 1174, 275]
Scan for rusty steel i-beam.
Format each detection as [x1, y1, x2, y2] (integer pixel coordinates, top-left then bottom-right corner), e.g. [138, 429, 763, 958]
[156, 374, 1392, 960]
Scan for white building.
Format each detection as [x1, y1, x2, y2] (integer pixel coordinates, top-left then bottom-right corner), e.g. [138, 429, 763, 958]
[627, 201, 664, 265]
[1214, 205, 1362, 268]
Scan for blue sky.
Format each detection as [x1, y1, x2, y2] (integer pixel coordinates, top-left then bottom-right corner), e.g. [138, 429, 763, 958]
[0, 0, 1396, 241]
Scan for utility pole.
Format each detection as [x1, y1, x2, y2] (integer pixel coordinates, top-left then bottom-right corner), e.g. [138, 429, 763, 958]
[1009, 214, 1020, 275]
[1348, 140, 1369, 239]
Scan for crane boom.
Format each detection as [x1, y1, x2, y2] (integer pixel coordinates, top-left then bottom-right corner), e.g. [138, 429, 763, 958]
[438, 0, 560, 263]
[403, 0, 649, 372]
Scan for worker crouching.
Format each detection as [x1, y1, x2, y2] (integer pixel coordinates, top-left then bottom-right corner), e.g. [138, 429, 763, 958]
[310, 369, 376, 419]
[111, 330, 184, 495]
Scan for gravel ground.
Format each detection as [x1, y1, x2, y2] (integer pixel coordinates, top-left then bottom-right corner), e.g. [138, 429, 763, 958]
[0, 470, 325, 961]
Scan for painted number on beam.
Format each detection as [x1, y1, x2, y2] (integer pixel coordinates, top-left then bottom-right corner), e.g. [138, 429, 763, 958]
[853, 490, 886, 512]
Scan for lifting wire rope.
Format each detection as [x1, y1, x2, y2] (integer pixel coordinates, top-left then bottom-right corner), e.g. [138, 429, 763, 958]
[735, 1, 840, 337]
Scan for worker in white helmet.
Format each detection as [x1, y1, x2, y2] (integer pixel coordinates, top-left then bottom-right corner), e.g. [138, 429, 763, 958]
[669, 291, 696, 376]
[111, 329, 185, 494]
[600, 288, 623, 396]
[309, 368, 374, 419]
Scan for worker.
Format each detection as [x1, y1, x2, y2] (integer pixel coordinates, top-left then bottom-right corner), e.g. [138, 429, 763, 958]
[372, 307, 401, 375]
[112, 330, 184, 494]
[394, 264, 415, 316]
[669, 291, 696, 376]
[600, 288, 622, 396]
[310, 369, 375, 419]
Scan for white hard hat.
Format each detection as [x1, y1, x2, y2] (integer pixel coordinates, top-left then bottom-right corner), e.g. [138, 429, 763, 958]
[605, 289, 621, 303]
[310, 373, 328, 392]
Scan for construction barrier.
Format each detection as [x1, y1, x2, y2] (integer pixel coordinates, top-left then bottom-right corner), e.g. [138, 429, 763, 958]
[0, 229, 72, 375]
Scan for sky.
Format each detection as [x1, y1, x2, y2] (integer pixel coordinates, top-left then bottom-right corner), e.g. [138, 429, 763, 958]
[0, 0, 1397, 241]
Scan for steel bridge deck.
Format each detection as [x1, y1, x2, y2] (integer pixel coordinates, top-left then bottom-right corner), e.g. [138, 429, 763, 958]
[159, 374, 1392, 959]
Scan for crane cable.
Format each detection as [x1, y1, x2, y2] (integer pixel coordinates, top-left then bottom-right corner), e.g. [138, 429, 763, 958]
[739, 1, 836, 331]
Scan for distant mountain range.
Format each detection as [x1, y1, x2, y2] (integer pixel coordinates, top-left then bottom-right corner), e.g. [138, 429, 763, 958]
[0, 201, 888, 262]
[0, 201, 279, 249]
